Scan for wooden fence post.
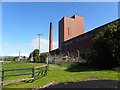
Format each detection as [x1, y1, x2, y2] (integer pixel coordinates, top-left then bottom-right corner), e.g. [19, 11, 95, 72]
[1, 69, 4, 86]
[55, 54, 56, 65]
[45, 66, 47, 76]
[32, 67, 34, 81]
[46, 57, 49, 70]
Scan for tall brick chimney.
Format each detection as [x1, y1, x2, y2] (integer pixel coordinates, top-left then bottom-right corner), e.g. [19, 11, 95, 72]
[49, 22, 53, 52]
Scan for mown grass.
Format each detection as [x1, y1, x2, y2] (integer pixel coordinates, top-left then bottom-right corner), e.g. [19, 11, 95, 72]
[2, 62, 119, 88]
[3, 61, 44, 70]
[2, 61, 45, 81]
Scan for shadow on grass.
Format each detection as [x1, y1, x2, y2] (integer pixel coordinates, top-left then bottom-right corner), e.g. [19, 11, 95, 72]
[65, 63, 101, 72]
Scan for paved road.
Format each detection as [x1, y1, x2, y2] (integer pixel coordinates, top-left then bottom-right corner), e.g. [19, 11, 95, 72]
[46, 80, 119, 89]
[23, 80, 119, 90]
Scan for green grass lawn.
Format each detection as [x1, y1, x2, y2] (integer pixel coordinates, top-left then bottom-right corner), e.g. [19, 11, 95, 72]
[2, 61, 45, 81]
[3, 61, 44, 70]
[2, 62, 119, 88]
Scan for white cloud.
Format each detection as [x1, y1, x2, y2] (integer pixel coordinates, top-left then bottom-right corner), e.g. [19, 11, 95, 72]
[30, 38, 58, 52]
[3, 43, 10, 47]
[1, 38, 58, 57]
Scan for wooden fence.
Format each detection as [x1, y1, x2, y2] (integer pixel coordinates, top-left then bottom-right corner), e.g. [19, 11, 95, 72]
[0, 65, 48, 86]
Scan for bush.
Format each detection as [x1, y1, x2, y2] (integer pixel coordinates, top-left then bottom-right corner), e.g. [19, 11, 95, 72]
[39, 52, 50, 63]
[92, 20, 120, 69]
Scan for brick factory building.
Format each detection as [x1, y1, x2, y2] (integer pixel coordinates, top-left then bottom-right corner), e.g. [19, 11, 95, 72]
[59, 15, 84, 49]
[49, 15, 119, 59]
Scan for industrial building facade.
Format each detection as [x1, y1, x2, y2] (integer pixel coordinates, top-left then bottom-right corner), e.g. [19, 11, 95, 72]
[50, 15, 119, 59]
[59, 15, 84, 49]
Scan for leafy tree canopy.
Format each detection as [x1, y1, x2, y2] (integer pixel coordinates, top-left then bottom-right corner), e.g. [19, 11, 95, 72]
[39, 52, 50, 63]
[28, 49, 40, 62]
[92, 19, 120, 68]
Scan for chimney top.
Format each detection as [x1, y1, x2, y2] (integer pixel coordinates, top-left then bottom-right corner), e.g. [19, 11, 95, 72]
[50, 22, 52, 28]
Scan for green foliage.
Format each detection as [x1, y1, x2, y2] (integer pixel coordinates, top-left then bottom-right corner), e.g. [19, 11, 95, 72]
[3, 57, 19, 61]
[28, 49, 50, 63]
[39, 52, 50, 63]
[28, 52, 32, 60]
[32, 49, 40, 62]
[92, 20, 120, 68]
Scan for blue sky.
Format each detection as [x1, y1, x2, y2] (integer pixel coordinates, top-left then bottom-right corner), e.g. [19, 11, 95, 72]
[1, 2, 118, 57]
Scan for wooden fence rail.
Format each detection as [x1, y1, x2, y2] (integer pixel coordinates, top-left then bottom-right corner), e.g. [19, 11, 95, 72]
[0, 65, 47, 86]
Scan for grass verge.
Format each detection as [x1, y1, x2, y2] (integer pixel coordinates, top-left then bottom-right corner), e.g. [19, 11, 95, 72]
[2, 62, 119, 88]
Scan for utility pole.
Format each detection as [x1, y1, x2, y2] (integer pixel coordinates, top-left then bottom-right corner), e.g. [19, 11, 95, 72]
[18, 50, 20, 61]
[37, 34, 43, 55]
[19, 51, 20, 58]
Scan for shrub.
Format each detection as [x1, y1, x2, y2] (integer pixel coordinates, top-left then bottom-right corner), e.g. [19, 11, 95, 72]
[92, 20, 120, 69]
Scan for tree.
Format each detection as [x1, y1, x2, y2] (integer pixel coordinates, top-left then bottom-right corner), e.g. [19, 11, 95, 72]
[32, 49, 40, 62]
[39, 52, 50, 63]
[28, 49, 50, 63]
[92, 20, 120, 68]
